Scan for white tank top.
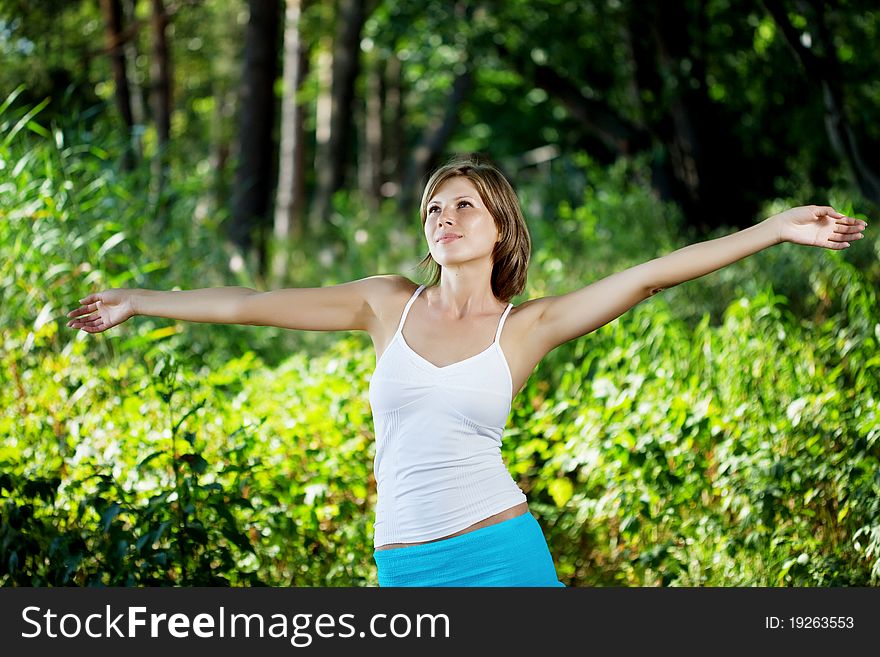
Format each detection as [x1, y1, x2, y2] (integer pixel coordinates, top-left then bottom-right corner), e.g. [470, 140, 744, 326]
[368, 284, 528, 547]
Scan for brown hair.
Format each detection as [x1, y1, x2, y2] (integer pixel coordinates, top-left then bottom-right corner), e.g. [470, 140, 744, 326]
[416, 154, 531, 303]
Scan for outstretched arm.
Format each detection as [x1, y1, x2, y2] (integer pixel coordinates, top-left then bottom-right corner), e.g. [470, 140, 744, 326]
[67, 275, 409, 334]
[638, 205, 866, 293]
[530, 206, 868, 351]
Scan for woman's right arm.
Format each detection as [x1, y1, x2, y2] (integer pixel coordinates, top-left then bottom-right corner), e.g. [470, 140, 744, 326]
[134, 287, 256, 324]
[66, 275, 406, 334]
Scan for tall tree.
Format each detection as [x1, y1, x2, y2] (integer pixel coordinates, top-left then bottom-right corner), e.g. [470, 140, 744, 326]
[358, 47, 383, 211]
[149, 0, 173, 226]
[149, 0, 172, 146]
[229, 0, 281, 278]
[122, 0, 146, 154]
[273, 0, 310, 284]
[382, 52, 405, 201]
[99, 0, 136, 169]
[309, 0, 367, 230]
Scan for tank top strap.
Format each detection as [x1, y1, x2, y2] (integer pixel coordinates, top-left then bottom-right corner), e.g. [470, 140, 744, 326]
[494, 302, 514, 343]
[396, 284, 425, 334]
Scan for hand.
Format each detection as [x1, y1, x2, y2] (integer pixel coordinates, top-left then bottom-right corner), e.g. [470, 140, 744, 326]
[65, 288, 136, 333]
[772, 205, 868, 249]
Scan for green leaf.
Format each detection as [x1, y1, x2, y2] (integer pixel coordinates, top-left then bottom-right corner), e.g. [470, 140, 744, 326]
[135, 533, 151, 551]
[153, 520, 172, 543]
[221, 526, 253, 553]
[26, 120, 50, 138]
[185, 522, 208, 544]
[548, 477, 574, 507]
[173, 400, 207, 436]
[2, 96, 50, 147]
[101, 502, 121, 532]
[137, 451, 165, 470]
[0, 84, 25, 115]
[96, 231, 127, 259]
[181, 454, 208, 474]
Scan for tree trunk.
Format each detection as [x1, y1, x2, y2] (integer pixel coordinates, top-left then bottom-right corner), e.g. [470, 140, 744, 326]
[99, 0, 135, 169]
[211, 86, 233, 215]
[622, 11, 675, 206]
[382, 53, 405, 200]
[149, 0, 172, 226]
[122, 0, 145, 158]
[273, 0, 310, 284]
[229, 0, 281, 279]
[359, 48, 383, 211]
[313, 42, 333, 211]
[644, 5, 709, 229]
[149, 0, 172, 146]
[309, 0, 367, 230]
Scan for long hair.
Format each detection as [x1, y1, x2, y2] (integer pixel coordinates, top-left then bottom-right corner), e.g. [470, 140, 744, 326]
[417, 153, 531, 303]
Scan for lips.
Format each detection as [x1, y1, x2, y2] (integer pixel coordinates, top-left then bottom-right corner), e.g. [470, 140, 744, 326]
[437, 234, 462, 243]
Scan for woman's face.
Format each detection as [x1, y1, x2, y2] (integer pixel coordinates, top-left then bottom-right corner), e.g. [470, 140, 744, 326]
[424, 176, 500, 268]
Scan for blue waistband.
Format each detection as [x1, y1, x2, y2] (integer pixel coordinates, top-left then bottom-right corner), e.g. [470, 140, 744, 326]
[373, 512, 565, 587]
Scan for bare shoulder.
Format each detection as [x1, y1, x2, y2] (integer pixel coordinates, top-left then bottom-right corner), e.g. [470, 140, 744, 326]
[510, 295, 576, 354]
[371, 274, 417, 292]
[359, 274, 417, 307]
[504, 295, 552, 354]
[497, 296, 560, 398]
[507, 295, 548, 330]
[359, 274, 419, 332]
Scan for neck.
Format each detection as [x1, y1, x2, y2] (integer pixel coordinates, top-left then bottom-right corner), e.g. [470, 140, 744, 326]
[433, 263, 502, 319]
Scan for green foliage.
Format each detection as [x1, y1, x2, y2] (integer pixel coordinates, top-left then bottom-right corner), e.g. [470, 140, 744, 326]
[527, 276, 879, 586]
[0, 339, 377, 585]
[2, 90, 878, 587]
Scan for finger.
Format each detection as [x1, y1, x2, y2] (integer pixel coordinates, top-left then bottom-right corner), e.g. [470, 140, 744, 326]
[816, 205, 845, 218]
[834, 215, 866, 228]
[828, 231, 863, 242]
[72, 316, 101, 329]
[67, 307, 92, 319]
[68, 309, 99, 322]
[68, 303, 91, 318]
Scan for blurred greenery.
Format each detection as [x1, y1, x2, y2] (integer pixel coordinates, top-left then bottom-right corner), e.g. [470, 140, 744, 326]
[2, 86, 878, 586]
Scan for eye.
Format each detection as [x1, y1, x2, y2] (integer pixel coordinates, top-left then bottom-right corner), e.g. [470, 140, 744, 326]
[458, 201, 471, 208]
[428, 206, 439, 214]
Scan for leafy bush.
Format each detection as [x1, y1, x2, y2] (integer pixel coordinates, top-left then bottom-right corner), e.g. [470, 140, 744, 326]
[2, 90, 878, 586]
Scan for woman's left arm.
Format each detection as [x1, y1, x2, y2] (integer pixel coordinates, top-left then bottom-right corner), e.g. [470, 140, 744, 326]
[641, 205, 868, 294]
[529, 206, 868, 353]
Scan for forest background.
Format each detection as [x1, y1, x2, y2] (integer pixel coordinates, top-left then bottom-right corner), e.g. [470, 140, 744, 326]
[1, 0, 878, 586]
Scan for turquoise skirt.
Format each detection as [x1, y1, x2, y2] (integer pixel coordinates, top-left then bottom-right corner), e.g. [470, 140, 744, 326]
[373, 511, 565, 587]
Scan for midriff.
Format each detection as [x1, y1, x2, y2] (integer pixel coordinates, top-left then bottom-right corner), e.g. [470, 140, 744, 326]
[374, 501, 530, 551]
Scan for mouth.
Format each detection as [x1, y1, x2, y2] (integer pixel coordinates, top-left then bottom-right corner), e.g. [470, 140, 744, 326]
[436, 234, 462, 243]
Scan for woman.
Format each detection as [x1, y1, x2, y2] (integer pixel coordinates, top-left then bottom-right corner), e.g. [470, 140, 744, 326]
[66, 154, 869, 587]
